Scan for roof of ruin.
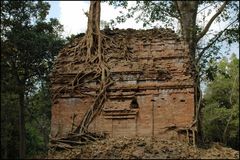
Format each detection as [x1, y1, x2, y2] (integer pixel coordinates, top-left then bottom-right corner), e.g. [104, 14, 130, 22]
[66, 28, 180, 45]
[51, 28, 183, 75]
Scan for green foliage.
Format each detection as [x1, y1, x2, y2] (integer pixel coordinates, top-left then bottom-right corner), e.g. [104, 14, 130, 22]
[108, 1, 178, 29]
[25, 123, 45, 155]
[203, 54, 239, 149]
[1, 1, 65, 158]
[25, 82, 52, 157]
[1, 92, 19, 159]
[26, 81, 51, 156]
[109, 1, 239, 81]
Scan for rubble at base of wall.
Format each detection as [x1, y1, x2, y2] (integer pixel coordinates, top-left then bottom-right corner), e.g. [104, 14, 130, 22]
[47, 137, 239, 159]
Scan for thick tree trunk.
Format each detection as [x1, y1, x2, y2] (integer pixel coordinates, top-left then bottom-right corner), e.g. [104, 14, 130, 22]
[86, 1, 101, 58]
[176, 1, 198, 57]
[74, 1, 103, 134]
[19, 88, 26, 158]
[3, 125, 8, 158]
[175, 1, 204, 145]
[86, 1, 100, 34]
[87, 1, 105, 84]
[175, 1, 228, 146]
[10, 60, 27, 158]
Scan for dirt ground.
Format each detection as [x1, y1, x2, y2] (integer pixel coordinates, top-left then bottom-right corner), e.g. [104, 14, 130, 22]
[47, 137, 239, 159]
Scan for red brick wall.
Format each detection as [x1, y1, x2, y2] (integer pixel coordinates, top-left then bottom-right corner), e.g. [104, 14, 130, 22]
[50, 29, 195, 140]
[51, 88, 194, 139]
[50, 98, 93, 137]
[87, 88, 194, 138]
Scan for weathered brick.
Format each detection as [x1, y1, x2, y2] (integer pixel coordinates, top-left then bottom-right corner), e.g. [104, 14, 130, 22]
[50, 29, 195, 141]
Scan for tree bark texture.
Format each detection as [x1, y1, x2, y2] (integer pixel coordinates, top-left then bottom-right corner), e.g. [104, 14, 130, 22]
[73, 1, 104, 134]
[19, 88, 26, 158]
[175, 1, 228, 146]
[175, 1, 198, 57]
[86, 1, 101, 58]
[175, 1, 202, 145]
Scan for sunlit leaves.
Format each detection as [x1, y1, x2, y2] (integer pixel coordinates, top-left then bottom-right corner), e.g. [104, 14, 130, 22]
[108, 1, 178, 29]
[203, 55, 239, 149]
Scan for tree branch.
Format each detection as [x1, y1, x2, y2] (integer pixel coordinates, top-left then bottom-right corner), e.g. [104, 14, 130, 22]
[196, 1, 228, 42]
[9, 58, 22, 84]
[197, 3, 214, 14]
[174, 1, 183, 31]
[196, 18, 238, 63]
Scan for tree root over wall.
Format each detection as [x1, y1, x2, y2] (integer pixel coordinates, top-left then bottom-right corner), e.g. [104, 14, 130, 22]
[49, 1, 117, 149]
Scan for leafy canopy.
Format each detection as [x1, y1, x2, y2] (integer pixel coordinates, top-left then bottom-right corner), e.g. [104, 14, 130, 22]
[203, 54, 239, 149]
[1, 1, 65, 158]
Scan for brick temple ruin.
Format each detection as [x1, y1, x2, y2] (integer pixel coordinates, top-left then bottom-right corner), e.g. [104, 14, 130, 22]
[50, 28, 195, 142]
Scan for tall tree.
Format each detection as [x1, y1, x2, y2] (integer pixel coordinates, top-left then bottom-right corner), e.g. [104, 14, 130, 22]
[72, 1, 106, 134]
[1, 1, 64, 158]
[203, 54, 239, 149]
[109, 1, 239, 145]
[51, 1, 114, 144]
